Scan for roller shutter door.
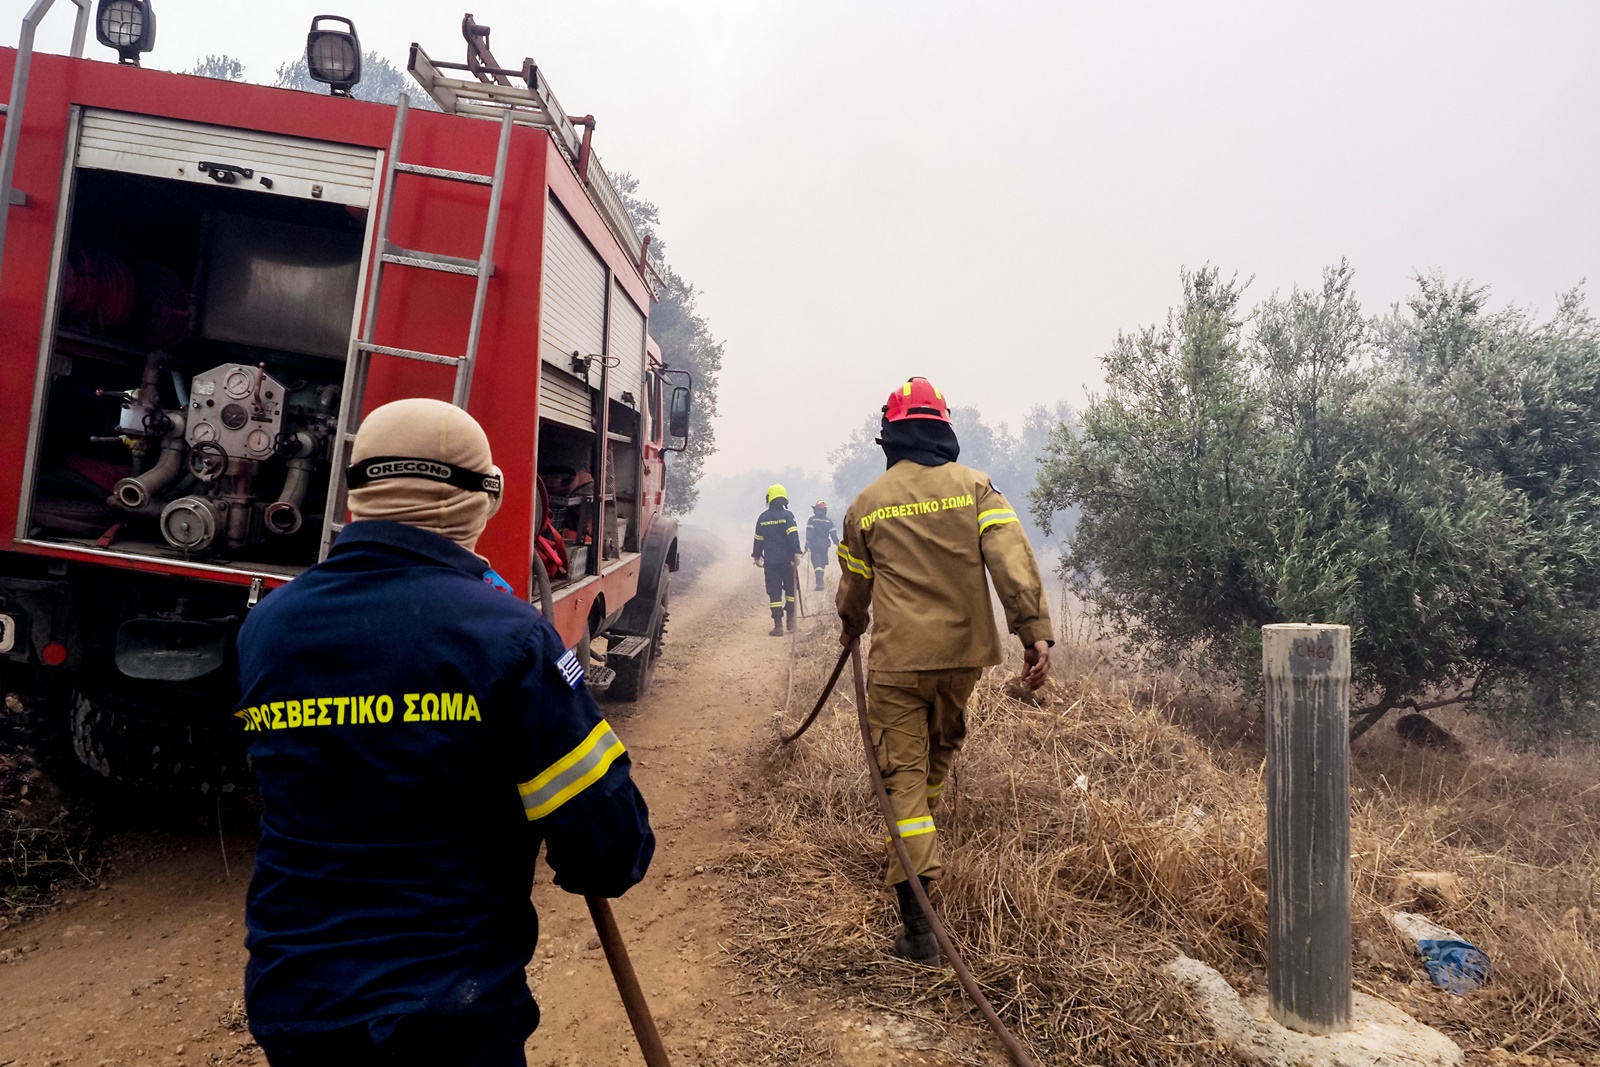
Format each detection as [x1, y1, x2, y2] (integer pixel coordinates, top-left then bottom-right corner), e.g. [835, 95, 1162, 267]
[607, 281, 647, 407]
[541, 195, 607, 372]
[76, 109, 377, 207]
[539, 364, 593, 431]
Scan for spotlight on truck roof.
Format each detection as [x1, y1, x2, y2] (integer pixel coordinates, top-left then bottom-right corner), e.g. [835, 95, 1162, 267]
[95, 0, 157, 65]
[305, 15, 363, 96]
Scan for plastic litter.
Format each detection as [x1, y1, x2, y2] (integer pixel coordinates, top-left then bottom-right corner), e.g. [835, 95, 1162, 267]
[1387, 910, 1491, 994]
[1415, 937, 1492, 994]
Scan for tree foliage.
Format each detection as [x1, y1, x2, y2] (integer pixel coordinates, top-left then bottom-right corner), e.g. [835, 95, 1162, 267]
[1034, 263, 1600, 736]
[186, 54, 245, 81]
[273, 54, 439, 109]
[829, 402, 1078, 548]
[614, 173, 722, 516]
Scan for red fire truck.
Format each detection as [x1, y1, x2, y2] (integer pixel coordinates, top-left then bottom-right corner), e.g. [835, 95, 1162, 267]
[0, 6, 690, 791]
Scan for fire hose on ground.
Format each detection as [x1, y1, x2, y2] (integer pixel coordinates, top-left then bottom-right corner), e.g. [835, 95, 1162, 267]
[782, 646, 1042, 1067]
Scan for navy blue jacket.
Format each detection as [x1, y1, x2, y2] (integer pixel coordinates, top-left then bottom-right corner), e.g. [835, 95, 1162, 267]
[234, 521, 653, 1037]
[805, 513, 839, 556]
[751, 503, 801, 563]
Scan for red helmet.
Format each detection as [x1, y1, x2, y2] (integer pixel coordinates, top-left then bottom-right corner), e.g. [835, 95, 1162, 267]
[883, 376, 951, 423]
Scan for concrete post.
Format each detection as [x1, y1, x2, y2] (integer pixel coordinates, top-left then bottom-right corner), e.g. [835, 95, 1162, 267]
[1262, 623, 1352, 1034]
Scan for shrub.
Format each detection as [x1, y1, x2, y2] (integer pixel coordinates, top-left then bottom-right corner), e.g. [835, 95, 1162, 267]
[1033, 263, 1600, 736]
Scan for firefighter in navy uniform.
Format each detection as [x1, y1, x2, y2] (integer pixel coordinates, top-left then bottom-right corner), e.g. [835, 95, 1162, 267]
[836, 378, 1052, 964]
[234, 398, 653, 1067]
[805, 501, 840, 591]
[751, 484, 803, 636]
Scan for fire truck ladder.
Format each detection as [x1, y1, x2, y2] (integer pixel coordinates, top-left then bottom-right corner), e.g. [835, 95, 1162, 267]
[322, 93, 512, 558]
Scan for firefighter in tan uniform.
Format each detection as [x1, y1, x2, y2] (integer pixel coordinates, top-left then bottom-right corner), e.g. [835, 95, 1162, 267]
[836, 377, 1053, 963]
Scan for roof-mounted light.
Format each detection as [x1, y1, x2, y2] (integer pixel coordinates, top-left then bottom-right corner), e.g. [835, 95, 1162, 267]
[95, 0, 156, 66]
[306, 15, 362, 96]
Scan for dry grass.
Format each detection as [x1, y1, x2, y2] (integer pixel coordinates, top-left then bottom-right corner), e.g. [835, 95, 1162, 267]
[0, 695, 97, 919]
[725, 610, 1600, 1065]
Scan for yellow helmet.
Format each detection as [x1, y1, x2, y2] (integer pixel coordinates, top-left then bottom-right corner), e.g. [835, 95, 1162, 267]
[766, 483, 788, 505]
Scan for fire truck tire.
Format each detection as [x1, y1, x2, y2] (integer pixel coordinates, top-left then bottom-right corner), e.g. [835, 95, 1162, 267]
[65, 678, 248, 795]
[607, 570, 669, 703]
[577, 618, 595, 677]
[69, 688, 114, 780]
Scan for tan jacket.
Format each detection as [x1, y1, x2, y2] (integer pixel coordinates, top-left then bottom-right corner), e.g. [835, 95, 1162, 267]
[836, 460, 1053, 671]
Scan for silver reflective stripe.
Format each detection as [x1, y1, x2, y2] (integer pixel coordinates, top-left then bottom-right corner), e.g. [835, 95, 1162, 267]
[519, 725, 623, 820]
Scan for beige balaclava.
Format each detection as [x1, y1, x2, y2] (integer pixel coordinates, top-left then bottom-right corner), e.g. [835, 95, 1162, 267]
[348, 398, 502, 555]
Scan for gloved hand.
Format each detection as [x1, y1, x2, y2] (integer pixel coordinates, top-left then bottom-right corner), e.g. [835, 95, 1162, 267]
[793, 553, 805, 567]
[753, 557, 764, 568]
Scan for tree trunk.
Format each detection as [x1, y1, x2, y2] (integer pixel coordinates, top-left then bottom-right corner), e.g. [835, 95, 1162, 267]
[1347, 695, 1397, 743]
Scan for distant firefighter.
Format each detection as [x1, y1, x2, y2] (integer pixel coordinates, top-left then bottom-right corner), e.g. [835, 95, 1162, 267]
[805, 500, 840, 591]
[752, 483, 803, 636]
[836, 377, 1054, 964]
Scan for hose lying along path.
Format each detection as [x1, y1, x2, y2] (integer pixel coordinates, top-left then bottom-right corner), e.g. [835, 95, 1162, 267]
[780, 647, 850, 744]
[783, 644, 1042, 1067]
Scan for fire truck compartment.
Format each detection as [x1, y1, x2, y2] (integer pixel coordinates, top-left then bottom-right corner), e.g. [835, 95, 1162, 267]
[20, 149, 373, 577]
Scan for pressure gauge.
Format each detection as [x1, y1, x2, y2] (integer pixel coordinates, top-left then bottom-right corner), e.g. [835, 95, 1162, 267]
[223, 368, 255, 399]
[246, 428, 273, 456]
[191, 421, 217, 442]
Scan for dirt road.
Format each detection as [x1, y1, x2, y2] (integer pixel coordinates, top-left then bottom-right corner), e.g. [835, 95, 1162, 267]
[0, 547, 950, 1066]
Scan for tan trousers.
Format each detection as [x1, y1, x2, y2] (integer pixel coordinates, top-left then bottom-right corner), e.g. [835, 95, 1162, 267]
[867, 667, 982, 885]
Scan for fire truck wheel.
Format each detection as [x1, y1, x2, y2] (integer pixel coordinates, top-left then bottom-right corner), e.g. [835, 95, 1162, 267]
[66, 680, 248, 795]
[69, 688, 114, 780]
[607, 572, 669, 703]
[577, 619, 595, 678]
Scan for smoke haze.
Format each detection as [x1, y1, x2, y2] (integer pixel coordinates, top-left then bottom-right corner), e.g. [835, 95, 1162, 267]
[23, 0, 1600, 480]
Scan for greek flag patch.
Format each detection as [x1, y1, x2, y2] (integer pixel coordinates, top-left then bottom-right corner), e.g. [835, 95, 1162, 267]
[556, 648, 586, 690]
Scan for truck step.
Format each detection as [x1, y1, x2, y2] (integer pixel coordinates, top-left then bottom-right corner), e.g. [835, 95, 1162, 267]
[606, 635, 650, 661]
[586, 665, 617, 690]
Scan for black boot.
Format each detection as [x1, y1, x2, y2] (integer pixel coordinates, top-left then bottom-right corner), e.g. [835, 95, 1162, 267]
[769, 611, 784, 637]
[892, 877, 940, 964]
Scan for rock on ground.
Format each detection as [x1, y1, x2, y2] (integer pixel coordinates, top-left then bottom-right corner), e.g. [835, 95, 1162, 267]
[1165, 954, 1463, 1067]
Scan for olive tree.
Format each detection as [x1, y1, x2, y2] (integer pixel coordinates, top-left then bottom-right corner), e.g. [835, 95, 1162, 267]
[614, 173, 724, 516]
[186, 54, 245, 81]
[1033, 263, 1600, 738]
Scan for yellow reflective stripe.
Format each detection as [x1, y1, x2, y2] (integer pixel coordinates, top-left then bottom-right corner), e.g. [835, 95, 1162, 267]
[517, 720, 626, 821]
[786, 525, 799, 534]
[977, 507, 1019, 533]
[753, 534, 765, 540]
[769, 599, 784, 607]
[836, 544, 873, 579]
[926, 781, 944, 798]
[895, 816, 936, 838]
[902, 382, 913, 396]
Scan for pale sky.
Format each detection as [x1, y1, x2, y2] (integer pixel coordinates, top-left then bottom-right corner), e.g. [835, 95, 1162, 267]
[17, 1, 1600, 476]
